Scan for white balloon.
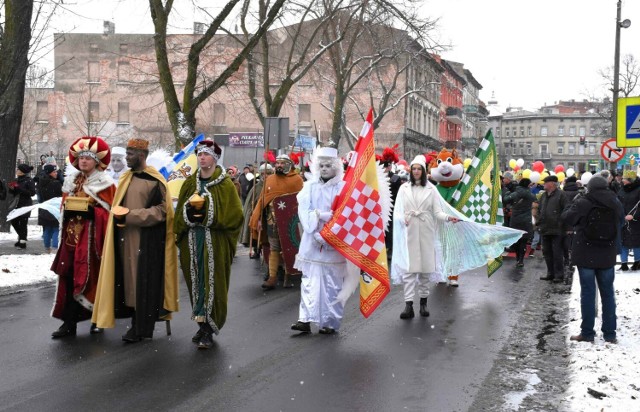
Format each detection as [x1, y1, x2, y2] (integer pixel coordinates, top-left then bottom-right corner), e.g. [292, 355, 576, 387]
[516, 158, 525, 167]
[580, 172, 593, 185]
[550, 171, 556, 176]
[566, 168, 575, 177]
[530, 171, 541, 183]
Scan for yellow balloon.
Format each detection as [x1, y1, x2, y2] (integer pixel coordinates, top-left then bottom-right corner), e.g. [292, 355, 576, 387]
[540, 172, 549, 181]
[522, 169, 531, 179]
[463, 158, 472, 169]
[557, 171, 566, 182]
[509, 159, 517, 169]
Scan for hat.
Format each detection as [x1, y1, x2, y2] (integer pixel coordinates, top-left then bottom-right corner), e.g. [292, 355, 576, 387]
[275, 154, 292, 163]
[503, 171, 514, 180]
[518, 178, 531, 188]
[543, 175, 558, 183]
[111, 146, 126, 157]
[623, 170, 637, 180]
[565, 175, 577, 183]
[587, 175, 608, 192]
[43, 164, 57, 175]
[68, 137, 111, 171]
[410, 155, 426, 170]
[258, 163, 273, 172]
[127, 139, 149, 151]
[17, 164, 34, 174]
[196, 139, 222, 160]
[315, 147, 338, 159]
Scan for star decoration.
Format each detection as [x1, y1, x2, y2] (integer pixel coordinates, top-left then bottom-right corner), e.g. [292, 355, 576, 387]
[277, 201, 287, 210]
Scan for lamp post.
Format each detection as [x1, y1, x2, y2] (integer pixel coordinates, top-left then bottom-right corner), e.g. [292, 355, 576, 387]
[613, 0, 631, 150]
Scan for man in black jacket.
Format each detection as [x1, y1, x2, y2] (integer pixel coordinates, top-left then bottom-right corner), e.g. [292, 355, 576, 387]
[562, 175, 623, 343]
[537, 175, 568, 282]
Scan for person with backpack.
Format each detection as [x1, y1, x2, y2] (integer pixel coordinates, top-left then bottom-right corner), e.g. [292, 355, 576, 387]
[562, 175, 624, 344]
[616, 170, 640, 271]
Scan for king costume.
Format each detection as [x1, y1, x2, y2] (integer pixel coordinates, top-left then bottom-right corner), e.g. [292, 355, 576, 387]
[92, 139, 179, 341]
[174, 140, 243, 348]
[51, 137, 116, 337]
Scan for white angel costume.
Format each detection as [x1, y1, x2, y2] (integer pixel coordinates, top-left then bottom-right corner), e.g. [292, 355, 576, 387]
[293, 147, 347, 331]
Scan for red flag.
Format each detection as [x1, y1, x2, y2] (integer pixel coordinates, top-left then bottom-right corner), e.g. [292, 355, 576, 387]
[321, 109, 390, 317]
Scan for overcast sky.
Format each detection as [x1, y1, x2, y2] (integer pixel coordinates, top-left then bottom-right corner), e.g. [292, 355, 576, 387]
[48, 0, 640, 110]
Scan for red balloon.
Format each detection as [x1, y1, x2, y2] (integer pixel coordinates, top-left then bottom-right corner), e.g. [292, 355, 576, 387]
[514, 166, 520, 172]
[532, 161, 545, 173]
[554, 164, 564, 173]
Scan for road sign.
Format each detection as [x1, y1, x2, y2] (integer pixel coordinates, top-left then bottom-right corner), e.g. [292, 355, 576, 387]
[601, 138, 626, 162]
[617, 96, 640, 147]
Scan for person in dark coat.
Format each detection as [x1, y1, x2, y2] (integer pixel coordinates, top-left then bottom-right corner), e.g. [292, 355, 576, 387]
[7, 164, 36, 249]
[616, 170, 640, 271]
[562, 175, 623, 343]
[537, 175, 568, 282]
[562, 175, 580, 282]
[37, 164, 63, 253]
[503, 178, 537, 267]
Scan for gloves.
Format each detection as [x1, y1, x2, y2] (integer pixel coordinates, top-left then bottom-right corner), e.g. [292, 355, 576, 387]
[186, 205, 205, 223]
[313, 232, 326, 246]
[317, 210, 333, 221]
[8, 181, 18, 190]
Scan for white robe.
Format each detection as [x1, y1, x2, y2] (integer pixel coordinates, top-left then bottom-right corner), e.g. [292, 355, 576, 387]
[294, 174, 346, 330]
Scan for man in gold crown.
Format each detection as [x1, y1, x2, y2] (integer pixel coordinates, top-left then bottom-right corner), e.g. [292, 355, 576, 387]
[50, 136, 116, 338]
[174, 139, 243, 349]
[92, 138, 179, 343]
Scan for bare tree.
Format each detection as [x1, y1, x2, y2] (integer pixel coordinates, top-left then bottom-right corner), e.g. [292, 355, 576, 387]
[149, 0, 286, 148]
[600, 54, 640, 98]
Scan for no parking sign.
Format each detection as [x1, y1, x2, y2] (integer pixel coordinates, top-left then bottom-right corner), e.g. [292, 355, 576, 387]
[601, 138, 626, 163]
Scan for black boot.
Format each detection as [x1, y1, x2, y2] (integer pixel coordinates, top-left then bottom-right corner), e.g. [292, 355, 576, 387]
[620, 263, 629, 271]
[192, 322, 205, 343]
[419, 298, 429, 317]
[51, 321, 77, 339]
[632, 262, 640, 271]
[122, 315, 141, 343]
[197, 323, 214, 349]
[89, 323, 103, 334]
[291, 321, 311, 333]
[400, 302, 414, 319]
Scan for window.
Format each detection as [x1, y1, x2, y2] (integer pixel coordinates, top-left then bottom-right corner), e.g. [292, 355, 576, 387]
[88, 61, 100, 83]
[526, 143, 532, 155]
[36, 101, 48, 123]
[299, 104, 311, 124]
[512, 145, 517, 155]
[496, 127, 501, 138]
[520, 126, 525, 137]
[579, 144, 585, 155]
[541, 126, 548, 136]
[512, 127, 517, 137]
[579, 126, 586, 136]
[90, 43, 98, 52]
[569, 126, 576, 136]
[117, 61, 130, 82]
[118, 102, 129, 124]
[558, 125, 564, 136]
[88, 101, 99, 123]
[568, 143, 575, 155]
[557, 142, 564, 154]
[213, 103, 226, 125]
[506, 129, 510, 137]
[528, 126, 532, 136]
[119, 43, 128, 54]
[589, 143, 596, 155]
[539, 143, 548, 155]
[590, 126, 596, 136]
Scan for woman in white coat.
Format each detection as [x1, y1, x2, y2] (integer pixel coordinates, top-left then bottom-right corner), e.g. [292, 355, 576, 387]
[392, 155, 459, 319]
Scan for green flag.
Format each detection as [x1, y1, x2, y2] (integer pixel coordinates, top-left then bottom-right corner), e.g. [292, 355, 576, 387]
[451, 129, 505, 276]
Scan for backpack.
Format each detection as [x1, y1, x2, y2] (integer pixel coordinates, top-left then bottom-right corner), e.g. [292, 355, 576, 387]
[584, 205, 617, 244]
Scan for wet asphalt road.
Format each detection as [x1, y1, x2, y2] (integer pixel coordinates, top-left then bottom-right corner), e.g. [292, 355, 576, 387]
[0, 243, 573, 412]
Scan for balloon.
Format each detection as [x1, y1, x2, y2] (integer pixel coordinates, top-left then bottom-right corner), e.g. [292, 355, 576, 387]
[530, 171, 541, 183]
[580, 172, 593, 185]
[514, 165, 520, 172]
[522, 169, 531, 179]
[554, 164, 564, 173]
[566, 168, 575, 177]
[532, 161, 545, 173]
[463, 158, 472, 169]
[509, 159, 517, 169]
[516, 158, 525, 168]
[540, 172, 549, 181]
[550, 171, 556, 176]
[557, 171, 566, 182]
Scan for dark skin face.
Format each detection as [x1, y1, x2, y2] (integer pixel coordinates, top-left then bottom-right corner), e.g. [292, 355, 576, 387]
[125, 148, 146, 172]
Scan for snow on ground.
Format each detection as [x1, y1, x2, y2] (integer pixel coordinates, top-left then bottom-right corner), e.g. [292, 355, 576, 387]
[566, 270, 640, 410]
[0, 254, 57, 289]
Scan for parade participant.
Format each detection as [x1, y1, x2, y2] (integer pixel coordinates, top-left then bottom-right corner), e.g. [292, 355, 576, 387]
[50, 137, 116, 338]
[392, 155, 460, 319]
[537, 175, 568, 282]
[562, 175, 624, 343]
[174, 139, 243, 349]
[37, 164, 62, 253]
[8, 164, 36, 249]
[503, 178, 537, 267]
[378, 145, 401, 258]
[92, 138, 178, 343]
[249, 154, 303, 290]
[616, 170, 640, 271]
[291, 147, 346, 334]
[105, 147, 128, 183]
[241, 163, 273, 259]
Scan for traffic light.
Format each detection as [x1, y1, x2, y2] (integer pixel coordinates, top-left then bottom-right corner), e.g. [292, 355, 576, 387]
[579, 136, 586, 145]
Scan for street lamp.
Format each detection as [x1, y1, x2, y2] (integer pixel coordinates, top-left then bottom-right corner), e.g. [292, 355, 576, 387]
[613, 0, 631, 150]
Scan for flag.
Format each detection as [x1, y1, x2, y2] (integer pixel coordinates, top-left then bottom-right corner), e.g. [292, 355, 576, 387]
[158, 133, 205, 179]
[451, 129, 504, 276]
[320, 109, 390, 317]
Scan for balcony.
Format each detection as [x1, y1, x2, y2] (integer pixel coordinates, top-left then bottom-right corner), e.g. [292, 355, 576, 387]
[404, 128, 443, 151]
[535, 152, 552, 160]
[445, 107, 464, 125]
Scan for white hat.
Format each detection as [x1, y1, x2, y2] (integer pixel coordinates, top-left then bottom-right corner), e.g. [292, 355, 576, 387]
[315, 147, 338, 159]
[410, 155, 426, 170]
[112, 147, 126, 156]
[258, 163, 273, 172]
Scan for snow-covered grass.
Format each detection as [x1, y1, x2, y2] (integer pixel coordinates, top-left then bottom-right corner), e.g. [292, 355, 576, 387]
[566, 270, 640, 409]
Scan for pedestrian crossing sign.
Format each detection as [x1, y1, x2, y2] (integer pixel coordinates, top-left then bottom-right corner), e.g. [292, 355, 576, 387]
[617, 96, 640, 147]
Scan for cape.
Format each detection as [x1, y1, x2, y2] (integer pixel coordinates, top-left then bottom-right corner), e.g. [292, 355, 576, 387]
[92, 166, 179, 329]
[248, 171, 303, 231]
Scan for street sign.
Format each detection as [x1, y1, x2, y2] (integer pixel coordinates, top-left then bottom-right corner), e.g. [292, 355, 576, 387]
[601, 138, 626, 162]
[617, 96, 640, 147]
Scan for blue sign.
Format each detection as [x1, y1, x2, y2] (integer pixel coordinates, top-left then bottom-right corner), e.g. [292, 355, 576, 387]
[627, 105, 640, 138]
[292, 134, 316, 151]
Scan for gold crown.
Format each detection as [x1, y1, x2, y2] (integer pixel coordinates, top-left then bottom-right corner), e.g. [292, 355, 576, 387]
[127, 138, 149, 151]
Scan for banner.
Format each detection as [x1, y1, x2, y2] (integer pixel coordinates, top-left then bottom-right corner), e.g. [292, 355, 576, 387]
[228, 132, 264, 148]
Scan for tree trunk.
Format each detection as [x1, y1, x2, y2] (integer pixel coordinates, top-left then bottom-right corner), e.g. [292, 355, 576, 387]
[0, 1, 35, 232]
